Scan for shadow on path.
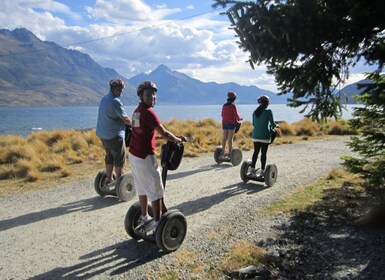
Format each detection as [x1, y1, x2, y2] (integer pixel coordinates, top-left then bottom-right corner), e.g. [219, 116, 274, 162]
[0, 195, 121, 232]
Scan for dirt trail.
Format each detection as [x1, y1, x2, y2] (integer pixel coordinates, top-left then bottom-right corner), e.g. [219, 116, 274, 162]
[0, 136, 354, 279]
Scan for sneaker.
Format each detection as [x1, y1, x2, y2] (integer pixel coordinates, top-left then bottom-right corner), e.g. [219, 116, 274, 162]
[135, 218, 153, 234]
[256, 169, 265, 178]
[136, 215, 151, 227]
[248, 168, 257, 176]
[102, 179, 112, 189]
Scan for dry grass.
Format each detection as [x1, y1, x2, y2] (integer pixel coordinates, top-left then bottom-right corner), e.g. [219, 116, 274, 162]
[0, 118, 354, 196]
[218, 240, 269, 274]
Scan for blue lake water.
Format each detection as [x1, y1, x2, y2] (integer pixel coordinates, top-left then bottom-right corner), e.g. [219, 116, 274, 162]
[0, 104, 361, 137]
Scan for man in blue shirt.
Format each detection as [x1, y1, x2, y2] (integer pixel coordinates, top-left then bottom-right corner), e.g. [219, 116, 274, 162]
[96, 79, 132, 185]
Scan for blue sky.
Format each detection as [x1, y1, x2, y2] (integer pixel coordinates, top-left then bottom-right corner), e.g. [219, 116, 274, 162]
[0, 0, 373, 92]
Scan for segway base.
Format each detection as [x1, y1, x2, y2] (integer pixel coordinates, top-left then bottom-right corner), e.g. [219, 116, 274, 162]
[240, 160, 278, 187]
[214, 146, 243, 166]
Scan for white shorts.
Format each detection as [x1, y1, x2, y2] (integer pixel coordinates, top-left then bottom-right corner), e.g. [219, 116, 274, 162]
[129, 153, 164, 202]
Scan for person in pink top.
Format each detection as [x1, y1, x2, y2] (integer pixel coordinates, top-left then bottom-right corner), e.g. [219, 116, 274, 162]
[129, 81, 187, 235]
[220, 91, 242, 159]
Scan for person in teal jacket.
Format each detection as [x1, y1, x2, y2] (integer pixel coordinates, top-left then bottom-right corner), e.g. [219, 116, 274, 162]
[250, 95, 278, 176]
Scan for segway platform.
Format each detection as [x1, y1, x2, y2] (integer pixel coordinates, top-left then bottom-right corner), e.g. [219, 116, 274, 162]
[214, 146, 243, 166]
[94, 171, 136, 201]
[240, 159, 278, 187]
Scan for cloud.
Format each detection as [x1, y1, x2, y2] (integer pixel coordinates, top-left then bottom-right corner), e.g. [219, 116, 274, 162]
[85, 0, 180, 23]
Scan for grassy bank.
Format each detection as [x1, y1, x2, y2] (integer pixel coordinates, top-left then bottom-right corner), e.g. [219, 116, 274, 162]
[0, 118, 354, 196]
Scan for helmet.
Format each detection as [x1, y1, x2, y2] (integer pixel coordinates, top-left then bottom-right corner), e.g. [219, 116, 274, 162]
[258, 95, 270, 105]
[137, 80, 158, 96]
[109, 79, 125, 88]
[227, 91, 237, 99]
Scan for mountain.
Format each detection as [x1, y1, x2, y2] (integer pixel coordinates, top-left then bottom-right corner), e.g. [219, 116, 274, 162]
[337, 79, 371, 104]
[128, 64, 288, 105]
[0, 28, 136, 106]
[0, 28, 286, 107]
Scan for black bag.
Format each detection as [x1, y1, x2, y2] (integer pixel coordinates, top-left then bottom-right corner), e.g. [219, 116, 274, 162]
[234, 121, 242, 134]
[161, 141, 184, 171]
[125, 125, 132, 147]
[270, 128, 277, 144]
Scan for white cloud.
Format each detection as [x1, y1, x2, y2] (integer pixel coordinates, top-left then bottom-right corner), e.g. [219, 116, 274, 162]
[85, 0, 180, 23]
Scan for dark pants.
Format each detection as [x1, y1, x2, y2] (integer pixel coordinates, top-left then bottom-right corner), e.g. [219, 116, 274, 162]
[101, 136, 126, 167]
[251, 142, 269, 170]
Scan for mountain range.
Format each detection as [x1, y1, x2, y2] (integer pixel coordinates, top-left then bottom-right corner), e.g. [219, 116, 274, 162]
[0, 28, 361, 107]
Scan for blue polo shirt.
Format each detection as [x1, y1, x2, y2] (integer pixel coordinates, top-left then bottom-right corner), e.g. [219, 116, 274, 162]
[96, 91, 128, 140]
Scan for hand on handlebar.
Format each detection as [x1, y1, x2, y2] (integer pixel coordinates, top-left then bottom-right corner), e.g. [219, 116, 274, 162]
[179, 136, 188, 142]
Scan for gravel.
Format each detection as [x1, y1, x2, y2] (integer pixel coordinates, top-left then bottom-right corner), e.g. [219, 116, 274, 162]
[2, 136, 383, 279]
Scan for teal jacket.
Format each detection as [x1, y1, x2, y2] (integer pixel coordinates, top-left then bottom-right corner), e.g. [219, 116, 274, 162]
[251, 107, 277, 142]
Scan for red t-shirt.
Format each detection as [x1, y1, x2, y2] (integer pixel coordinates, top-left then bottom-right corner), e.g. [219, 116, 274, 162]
[221, 103, 242, 124]
[129, 103, 161, 159]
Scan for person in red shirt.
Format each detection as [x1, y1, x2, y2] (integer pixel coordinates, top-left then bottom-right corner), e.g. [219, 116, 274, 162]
[129, 81, 187, 234]
[220, 91, 242, 159]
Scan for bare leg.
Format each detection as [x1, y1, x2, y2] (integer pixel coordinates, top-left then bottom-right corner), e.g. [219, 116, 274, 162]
[139, 195, 148, 216]
[114, 166, 124, 179]
[151, 198, 162, 222]
[221, 129, 229, 155]
[227, 129, 235, 154]
[105, 164, 114, 182]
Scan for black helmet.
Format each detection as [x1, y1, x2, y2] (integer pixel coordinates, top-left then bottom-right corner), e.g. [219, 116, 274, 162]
[227, 91, 237, 99]
[137, 81, 158, 96]
[258, 95, 270, 105]
[109, 79, 125, 88]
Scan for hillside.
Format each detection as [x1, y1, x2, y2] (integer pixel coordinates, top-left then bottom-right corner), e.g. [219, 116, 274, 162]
[128, 64, 288, 104]
[0, 28, 136, 106]
[0, 28, 285, 106]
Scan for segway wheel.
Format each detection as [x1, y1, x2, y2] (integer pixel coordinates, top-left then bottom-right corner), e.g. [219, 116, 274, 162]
[155, 210, 187, 253]
[115, 173, 136, 201]
[94, 171, 115, 197]
[124, 202, 153, 239]
[214, 146, 222, 164]
[264, 164, 278, 187]
[240, 160, 251, 183]
[230, 148, 243, 166]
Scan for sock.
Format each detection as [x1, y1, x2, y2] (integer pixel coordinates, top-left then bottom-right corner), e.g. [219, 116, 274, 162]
[154, 220, 160, 227]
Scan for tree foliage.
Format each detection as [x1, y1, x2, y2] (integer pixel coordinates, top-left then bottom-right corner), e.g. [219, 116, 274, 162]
[342, 73, 385, 196]
[213, 0, 385, 121]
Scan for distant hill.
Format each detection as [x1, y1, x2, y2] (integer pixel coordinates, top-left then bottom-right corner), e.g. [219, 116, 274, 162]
[0, 28, 136, 106]
[337, 79, 371, 104]
[128, 64, 288, 105]
[0, 28, 287, 107]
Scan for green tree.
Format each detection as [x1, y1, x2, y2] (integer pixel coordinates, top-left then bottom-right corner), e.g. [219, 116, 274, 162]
[342, 73, 385, 197]
[213, 0, 385, 121]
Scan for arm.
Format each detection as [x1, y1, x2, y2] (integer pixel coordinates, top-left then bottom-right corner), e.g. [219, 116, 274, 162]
[269, 110, 278, 128]
[123, 115, 131, 126]
[233, 105, 243, 121]
[155, 124, 186, 143]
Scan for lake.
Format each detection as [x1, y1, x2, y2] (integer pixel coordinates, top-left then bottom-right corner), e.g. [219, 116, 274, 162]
[0, 104, 361, 137]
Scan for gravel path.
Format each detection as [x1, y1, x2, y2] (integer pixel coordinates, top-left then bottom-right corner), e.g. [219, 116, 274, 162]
[0, 136, 355, 279]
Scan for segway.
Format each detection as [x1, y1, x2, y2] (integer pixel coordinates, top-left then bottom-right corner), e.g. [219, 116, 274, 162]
[94, 171, 136, 201]
[214, 146, 243, 166]
[124, 141, 187, 253]
[240, 160, 278, 187]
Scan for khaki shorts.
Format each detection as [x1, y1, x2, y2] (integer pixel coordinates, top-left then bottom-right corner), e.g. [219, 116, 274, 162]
[129, 153, 164, 202]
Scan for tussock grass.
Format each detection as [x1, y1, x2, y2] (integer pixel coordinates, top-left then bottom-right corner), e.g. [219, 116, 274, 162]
[218, 240, 269, 274]
[260, 169, 363, 215]
[0, 118, 354, 195]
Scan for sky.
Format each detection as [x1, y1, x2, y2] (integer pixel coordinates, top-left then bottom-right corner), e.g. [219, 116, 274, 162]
[0, 0, 375, 92]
